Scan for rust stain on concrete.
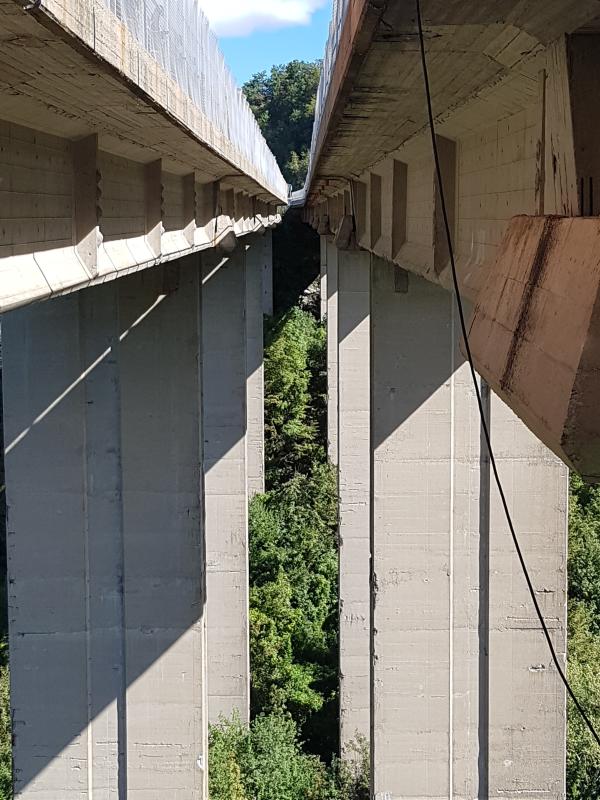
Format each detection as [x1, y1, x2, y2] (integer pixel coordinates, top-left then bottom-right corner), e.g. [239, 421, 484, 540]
[499, 216, 559, 393]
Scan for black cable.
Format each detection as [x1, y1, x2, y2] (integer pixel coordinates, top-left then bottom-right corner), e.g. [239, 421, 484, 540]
[415, 0, 600, 749]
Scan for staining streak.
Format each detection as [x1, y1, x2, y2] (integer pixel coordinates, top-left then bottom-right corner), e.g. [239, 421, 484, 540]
[500, 216, 558, 393]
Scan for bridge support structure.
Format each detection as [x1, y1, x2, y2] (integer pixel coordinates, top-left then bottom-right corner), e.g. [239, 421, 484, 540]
[326, 240, 339, 466]
[3, 259, 207, 798]
[337, 247, 371, 753]
[202, 243, 250, 725]
[324, 240, 568, 798]
[2, 232, 271, 797]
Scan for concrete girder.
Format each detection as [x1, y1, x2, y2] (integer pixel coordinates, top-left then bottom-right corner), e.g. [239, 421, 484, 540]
[0, 122, 281, 314]
[307, 27, 600, 479]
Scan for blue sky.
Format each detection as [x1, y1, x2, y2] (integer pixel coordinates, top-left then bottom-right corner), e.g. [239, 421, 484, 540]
[198, 1, 332, 86]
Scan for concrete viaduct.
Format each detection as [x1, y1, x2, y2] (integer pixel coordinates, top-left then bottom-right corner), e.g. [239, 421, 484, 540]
[1, 0, 599, 797]
[302, 0, 600, 797]
[0, 0, 285, 796]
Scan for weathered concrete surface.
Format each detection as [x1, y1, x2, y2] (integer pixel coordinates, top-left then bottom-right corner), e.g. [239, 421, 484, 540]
[468, 213, 600, 482]
[0, 0, 286, 204]
[337, 247, 371, 752]
[262, 230, 274, 318]
[487, 392, 568, 797]
[307, 1, 600, 206]
[0, 116, 281, 314]
[2, 258, 207, 798]
[0, 0, 284, 315]
[370, 258, 567, 799]
[305, 15, 600, 480]
[246, 235, 266, 497]
[325, 238, 339, 466]
[202, 245, 250, 724]
[320, 236, 328, 321]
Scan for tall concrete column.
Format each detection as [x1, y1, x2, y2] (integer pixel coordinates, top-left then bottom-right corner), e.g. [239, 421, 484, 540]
[246, 236, 266, 497]
[326, 238, 339, 466]
[486, 393, 568, 796]
[202, 245, 250, 723]
[337, 247, 371, 753]
[370, 259, 567, 799]
[261, 229, 273, 317]
[119, 261, 206, 797]
[320, 235, 328, 321]
[2, 258, 206, 799]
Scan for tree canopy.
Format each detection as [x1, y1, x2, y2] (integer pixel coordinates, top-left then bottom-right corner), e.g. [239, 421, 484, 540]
[244, 60, 321, 189]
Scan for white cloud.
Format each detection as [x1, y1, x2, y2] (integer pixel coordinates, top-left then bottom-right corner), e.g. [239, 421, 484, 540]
[198, 0, 329, 37]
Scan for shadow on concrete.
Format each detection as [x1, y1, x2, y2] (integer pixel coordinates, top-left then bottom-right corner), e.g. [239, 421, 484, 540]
[1, 246, 254, 793]
[366, 256, 491, 791]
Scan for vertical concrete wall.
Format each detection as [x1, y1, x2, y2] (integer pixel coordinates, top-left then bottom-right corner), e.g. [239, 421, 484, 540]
[2, 258, 207, 799]
[326, 238, 339, 466]
[119, 262, 206, 798]
[369, 259, 567, 799]
[487, 393, 568, 797]
[337, 247, 371, 752]
[202, 245, 250, 724]
[261, 229, 274, 317]
[246, 236, 266, 497]
[320, 235, 328, 321]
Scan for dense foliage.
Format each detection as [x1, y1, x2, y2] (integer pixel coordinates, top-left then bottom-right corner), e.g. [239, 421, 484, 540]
[567, 475, 600, 798]
[252, 309, 337, 756]
[0, 643, 10, 800]
[209, 712, 335, 800]
[209, 713, 369, 800]
[0, 372, 9, 800]
[243, 61, 321, 189]
[209, 307, 370, 797]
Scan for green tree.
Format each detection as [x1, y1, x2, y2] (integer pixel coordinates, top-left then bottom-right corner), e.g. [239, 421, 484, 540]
[250, 309, 338, 757]
[243, 61, 321, 188]
[209, 713, 338, 800]
[0, 367, 10, 799]
[568, 474, 600, 633]
[208, 713, 248, 800]
[567, 601, 600, 798]
[263, 309, 327, 486]
[0, 640, 10, 800]
[568, 475, 600, 797]
[244, 62, 321, 313]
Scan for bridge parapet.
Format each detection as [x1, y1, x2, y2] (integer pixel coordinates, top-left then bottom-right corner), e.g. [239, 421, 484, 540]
[0, 0, 286, 312]
[41, 0, 287, 202]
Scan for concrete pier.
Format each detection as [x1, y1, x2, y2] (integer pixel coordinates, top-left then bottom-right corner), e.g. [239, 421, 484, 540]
[261, 229, 274, 318]
[337, 247, 371, 752]
[3, 258, 207, 799]
[202, 245, 250, 724]
[246, 235, 266, 497]
[369, 259, 567, 798]
[320, 236, 328, 321]
[325, 238, 339, 466]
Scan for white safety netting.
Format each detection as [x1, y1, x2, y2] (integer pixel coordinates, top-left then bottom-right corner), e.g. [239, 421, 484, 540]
[99, 0, 288, 200]
[307, 0, 349, 188]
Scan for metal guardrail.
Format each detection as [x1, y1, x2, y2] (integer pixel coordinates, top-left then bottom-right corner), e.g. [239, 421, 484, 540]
[99, 0, 288, 200]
